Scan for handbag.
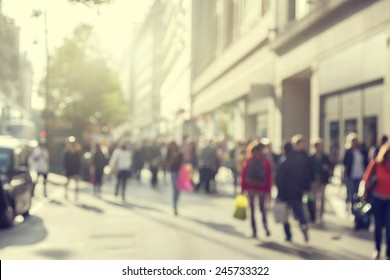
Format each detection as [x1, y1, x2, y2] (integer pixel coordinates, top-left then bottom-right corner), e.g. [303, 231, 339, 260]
[176, 165, 193, 192]
[273, 200, 288, 224]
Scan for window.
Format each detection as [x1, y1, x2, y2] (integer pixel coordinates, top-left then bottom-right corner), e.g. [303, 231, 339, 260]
[288, 0, 312, 22]
[363, 116, 377, 148]
[344, 119, 357, 136]
[329, 121, 340, 164]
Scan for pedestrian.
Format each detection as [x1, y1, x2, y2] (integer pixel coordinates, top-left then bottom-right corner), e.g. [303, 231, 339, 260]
[181, 135, 193, 165]
[195, 139, 218, 194]
[109, 142, 132, 202]
[148, 140, 162, 188]
[229, 141, 244, 195]
[166, 141, 184, 216]
[241, 142, 272, 238]
[362, 141, 390, 260]
[30, 138, 50, 197]
[368, 135, 389, 161]
[342, 133, 369, 210]
[63, 136, 82, 201]
[91, 143, 109, 197]
[261, 138, 279, 184]
[131, 142, 145, 182]
[309, 138, 332, 223]
[275, 135, 312, 242]
[160, 141, 168, 182]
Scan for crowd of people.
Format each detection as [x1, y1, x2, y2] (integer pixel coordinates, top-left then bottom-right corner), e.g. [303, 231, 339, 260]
[28, 132, 390, 260]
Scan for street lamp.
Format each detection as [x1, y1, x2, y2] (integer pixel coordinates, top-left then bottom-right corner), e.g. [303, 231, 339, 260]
[31, 6, 50, 141]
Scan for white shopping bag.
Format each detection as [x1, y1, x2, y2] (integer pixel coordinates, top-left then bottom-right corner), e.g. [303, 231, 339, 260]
[273, 200, 288, 224]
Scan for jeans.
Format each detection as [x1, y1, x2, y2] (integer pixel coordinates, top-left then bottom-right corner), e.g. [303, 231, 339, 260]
[196, 167, 214, 193]
[115, 170, 129, 199]
[283, 199, 308, 240]
[231, 168, 238, 189]
[171, 172, 180, 210]
[150, 166, 158, 187]
[371, 197, 390, 258]
[346, 178, 361, 204]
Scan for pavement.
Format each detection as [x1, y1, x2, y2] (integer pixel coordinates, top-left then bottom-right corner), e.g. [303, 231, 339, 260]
[0, 166, 376, 260]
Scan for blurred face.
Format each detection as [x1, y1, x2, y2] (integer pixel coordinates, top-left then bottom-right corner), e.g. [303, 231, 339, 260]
[296, 139, 305, 151]
[314, 142, 323, 153]
[351, 138, 359, 149]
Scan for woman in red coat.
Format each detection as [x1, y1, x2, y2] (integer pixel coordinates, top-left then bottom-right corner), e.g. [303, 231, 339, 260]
[362, 141, 390, 260]
[241, 142, 272, 238]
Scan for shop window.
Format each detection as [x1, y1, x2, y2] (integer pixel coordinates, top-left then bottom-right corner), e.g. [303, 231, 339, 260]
[344, 119, 357, 136]
[329, 121, 339, 147]
[329, 121, 340, 165]
[363, 116, 377, 149]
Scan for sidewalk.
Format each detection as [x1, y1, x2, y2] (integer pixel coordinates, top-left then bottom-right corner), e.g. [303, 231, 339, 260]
[23, 168, 374, 260]
[35, 167, 352, 223]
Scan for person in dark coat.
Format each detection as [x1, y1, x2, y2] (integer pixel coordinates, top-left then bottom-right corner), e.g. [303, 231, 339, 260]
[63, 136, 82, 201]
[131, 142, 145, 181]
[148, 140, 162, 188]
[276, 135, 312, 242]
[91, 143, 108, 197]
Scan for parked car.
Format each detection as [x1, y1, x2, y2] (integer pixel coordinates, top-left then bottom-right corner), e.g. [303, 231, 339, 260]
[0, 136, 34, 227]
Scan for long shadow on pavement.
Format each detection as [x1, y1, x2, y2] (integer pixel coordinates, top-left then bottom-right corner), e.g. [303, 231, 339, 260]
[102, 198, 162, 213]
[257, 241, 368, 260]
[186, 217, 247, 239]
[34, 248, 73, 259]
[127, 210, 262, 259]
[311, 220, 372, 242]
[75, 203, 104, 214]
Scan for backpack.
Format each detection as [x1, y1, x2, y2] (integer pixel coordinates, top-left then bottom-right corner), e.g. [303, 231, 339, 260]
[245, 157, 266, 184]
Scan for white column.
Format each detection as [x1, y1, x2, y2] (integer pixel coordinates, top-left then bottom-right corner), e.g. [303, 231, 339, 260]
[383, 30, 390, 136]
[310, 62, 320, 142]
[273, 81, 283, 150]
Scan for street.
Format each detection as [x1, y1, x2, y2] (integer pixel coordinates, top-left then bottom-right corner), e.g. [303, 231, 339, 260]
[0, 169, 376, 260]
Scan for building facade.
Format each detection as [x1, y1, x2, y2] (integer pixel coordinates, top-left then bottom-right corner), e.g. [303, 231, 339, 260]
[192, 0, 390, 154]
[130, 0, 165, 140]
[159, 0, 193, 142]
[192, 0, 275, 142]
[271, 0, 390, 156]
[0, 9, 33, 129]
[131, 0, 390, 155]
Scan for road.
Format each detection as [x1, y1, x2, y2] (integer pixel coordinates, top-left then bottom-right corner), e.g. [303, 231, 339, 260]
[0, 168, 376, 260]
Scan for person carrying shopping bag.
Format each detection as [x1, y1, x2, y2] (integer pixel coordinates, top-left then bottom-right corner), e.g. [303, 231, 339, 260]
[166, 142, 184, 216]
[241, 142, 272, 238]
[362, 141, 390, 260]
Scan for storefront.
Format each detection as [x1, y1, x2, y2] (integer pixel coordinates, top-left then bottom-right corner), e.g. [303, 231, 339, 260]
[321, 81, 383, 157]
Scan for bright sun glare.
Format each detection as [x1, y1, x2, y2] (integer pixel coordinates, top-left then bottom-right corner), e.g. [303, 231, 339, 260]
[2, 0, 153, 109]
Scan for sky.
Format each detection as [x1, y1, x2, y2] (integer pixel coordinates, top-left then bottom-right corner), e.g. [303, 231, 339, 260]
[2, 0, 153, 109]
